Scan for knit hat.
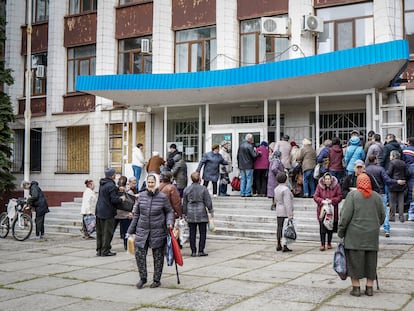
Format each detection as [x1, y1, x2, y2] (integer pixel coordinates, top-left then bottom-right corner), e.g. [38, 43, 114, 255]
[104, 167, 116, 178]
[290, 141, 298, 147]
[302, 138, 312, 146]
[260, 141, 268, 147]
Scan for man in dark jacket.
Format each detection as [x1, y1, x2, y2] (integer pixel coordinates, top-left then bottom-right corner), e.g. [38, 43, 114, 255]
[166, 144, 180, 171]
[342, 160, 381, 199]
[380, 133, 402, 170]
[22, 180, 49, 238]
[96, 168, 125, 256]
[237, 133, 259, 197]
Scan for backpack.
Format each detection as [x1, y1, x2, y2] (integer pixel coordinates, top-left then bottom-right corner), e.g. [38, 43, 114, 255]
[333, 241, 347, 280]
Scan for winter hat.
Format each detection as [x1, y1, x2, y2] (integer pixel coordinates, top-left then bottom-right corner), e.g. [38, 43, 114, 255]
[302, 138, 312, 146]
[260, 141, 268, 147]
[104, 167, 116, 178]
[290, 141, 298, 147]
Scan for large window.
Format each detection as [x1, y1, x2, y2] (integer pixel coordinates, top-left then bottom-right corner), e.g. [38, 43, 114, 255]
[69, 0, 97, 15]
[118, 37, 152, 74]
[25, 52, 47, 96]
[317, 3, 373, 54]
[12, 129, 42, 172]
[67, 45, 96, 93]
[175, 26, 217, 73]
[405, 1, 414, 56]
[30, 0, 49, 23]
[240, 18, 289, 66]
[56, 126, 90, 173]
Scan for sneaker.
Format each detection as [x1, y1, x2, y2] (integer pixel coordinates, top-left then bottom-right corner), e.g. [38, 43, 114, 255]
[385, 232, 390, 238]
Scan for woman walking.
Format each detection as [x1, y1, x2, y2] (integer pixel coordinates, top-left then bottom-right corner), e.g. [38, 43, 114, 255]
[338, 173, 385, 297]
[127, 174, 174, 289]
[313, 172, 342, 251]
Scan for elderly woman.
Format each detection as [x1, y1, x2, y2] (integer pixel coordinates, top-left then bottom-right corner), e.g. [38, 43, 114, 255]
[113, 176, 133, 250]
[267, 151, 285, 210]
[313, 172, 342, 251]
[80, 179, 97, 239]
[127, 174, 174, 289]
[197, 144, 230, 197]
[338, 173, 385, 297]
[183, 172, 214, 257]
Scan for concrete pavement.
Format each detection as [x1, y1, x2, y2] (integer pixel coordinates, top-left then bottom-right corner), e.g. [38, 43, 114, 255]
[0, 234, 413, 311]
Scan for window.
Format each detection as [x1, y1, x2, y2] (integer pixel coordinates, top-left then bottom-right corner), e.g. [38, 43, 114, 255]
[118, 37, 152, 74]
[405, 1, 414, 56]
[119, 0, 144, 5]
[67, 45, 96, 93]
[319, 111, 366, 142]
[25, 53, 47, 96]
[240, 18, 289, 66]
[171, 120, 201, 162]
[317, 2, 373, 54]
[175, 26, 217, 73]
[12, 128, 42, 172]
[56, 126, 90, 173]
[30, 0, 49, 22]
[69, 0, 97, 15]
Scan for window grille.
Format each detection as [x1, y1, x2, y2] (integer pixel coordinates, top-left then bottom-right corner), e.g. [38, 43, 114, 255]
[11, 128, 42, 172]
[319, 111, 366, 142]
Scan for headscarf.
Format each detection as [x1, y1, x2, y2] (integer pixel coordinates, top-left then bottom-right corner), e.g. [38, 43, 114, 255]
[271, 150, 281, 160]
[357, 173, 372, 198]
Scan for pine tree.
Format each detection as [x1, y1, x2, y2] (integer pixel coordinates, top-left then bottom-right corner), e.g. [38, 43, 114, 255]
[0, 9, 16, 196]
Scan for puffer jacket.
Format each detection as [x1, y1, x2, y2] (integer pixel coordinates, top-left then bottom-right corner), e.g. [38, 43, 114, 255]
[274, 184, 294, 218]
[28, 181, 49, 217]
[127, 189, 174, 249]
[387, 159, 408, 192]
[183, 183, 213, 223]
[171, 153, 188, 189]
[96, 178, 123, 219]
[313, 176, 342, 222]
[197, 151, 227, 182]
[344, 137, 365, 173]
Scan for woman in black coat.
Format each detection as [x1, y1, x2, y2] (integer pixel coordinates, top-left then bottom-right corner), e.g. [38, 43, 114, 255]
[127, 174, 174, 289]
[22, 180, 49, 238]
[387, 150, 408, 222]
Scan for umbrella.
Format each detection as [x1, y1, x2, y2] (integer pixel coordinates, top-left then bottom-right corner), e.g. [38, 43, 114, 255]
[169, 228, 183, 284]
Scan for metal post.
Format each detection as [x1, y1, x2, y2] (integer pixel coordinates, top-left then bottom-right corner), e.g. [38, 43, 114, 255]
[24, 0, 32, 196]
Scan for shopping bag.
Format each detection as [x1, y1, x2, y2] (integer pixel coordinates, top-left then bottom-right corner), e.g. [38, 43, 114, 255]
[127, 234, 135, 255]
[83, 214, 96, 234]
[322, 203, 334, 230]
[282, 218, 297, 242]
[408, 202, 414, 221]
[231, 176, 240, 191]
[165, 233, 174, 266]
[333, 241, 347, 280]
[175, 218, 189, 244]
[170, 228, 183, 266]
[208, 217, 216, 232]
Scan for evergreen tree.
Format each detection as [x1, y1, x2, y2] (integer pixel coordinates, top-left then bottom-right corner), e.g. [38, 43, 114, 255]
[0, 10, 16, 196]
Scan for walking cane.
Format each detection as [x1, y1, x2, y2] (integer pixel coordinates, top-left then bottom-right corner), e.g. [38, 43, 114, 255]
[175, 262, 180, 284]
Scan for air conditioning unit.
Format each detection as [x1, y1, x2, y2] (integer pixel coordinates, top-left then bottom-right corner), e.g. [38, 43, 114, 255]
[303, 15, 324, 33]
[261, 17, 290, 35]
[36, 65, 45, 78]
[141, 39, 150, 53]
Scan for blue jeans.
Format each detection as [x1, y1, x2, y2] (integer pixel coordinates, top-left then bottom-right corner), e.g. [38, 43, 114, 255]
[240, 169, 253, 196]
[303, 169, 315, 197]
[330, 170, 345, 185]
[381, 193, 390, 233]
[132, 165, 142, 190]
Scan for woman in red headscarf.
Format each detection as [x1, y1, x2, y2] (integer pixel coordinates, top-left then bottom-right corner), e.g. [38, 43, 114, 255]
[338, 173, 385, 297]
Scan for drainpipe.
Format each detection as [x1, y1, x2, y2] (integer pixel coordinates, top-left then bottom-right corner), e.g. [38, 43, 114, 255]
[24, 0, 32, 195]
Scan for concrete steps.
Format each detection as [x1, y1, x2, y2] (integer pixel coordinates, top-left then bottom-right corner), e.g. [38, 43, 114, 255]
[44, 196, 414, 244]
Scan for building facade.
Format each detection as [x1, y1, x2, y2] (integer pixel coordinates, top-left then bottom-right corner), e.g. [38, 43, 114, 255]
[4, 0, 414, 205]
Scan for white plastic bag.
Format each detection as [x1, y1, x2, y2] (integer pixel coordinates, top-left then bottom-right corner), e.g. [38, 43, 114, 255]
[175, 218, 189, 244]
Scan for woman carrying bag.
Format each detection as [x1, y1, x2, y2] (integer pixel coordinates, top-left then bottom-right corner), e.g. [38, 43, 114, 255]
[313, 172, 342, 251]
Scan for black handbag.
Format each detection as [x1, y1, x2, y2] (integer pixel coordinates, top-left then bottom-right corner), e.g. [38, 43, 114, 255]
[117, 192, 135, 212]
[283, 219, 297, 240]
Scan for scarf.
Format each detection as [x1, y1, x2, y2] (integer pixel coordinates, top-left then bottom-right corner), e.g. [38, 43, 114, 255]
[357, 173, 372, 198]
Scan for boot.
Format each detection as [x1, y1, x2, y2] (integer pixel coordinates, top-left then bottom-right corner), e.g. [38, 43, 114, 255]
[350, 286, 361, 297]
[282, 245, 292, 252]
[365, 286, 373, 296]
[276, 239, 282, 251]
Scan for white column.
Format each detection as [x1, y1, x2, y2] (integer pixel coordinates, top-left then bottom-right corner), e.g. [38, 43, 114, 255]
[153, 0, 174, 73]
[199, 106, 203, 162]
[48, 1, 67, 114]
[289, 0, 315, 59]
[163, 107, 168, 158]
[366, 94, 372, 133]
[263, 99, 268, 142]
[374, 0, 403, 43]
[216, 0, 238, 69]
[315, 96, 320, 149]
[276, 100, 281, 141]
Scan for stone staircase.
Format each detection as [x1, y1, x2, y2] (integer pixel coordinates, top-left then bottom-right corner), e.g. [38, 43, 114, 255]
[45, 196, 414, 244]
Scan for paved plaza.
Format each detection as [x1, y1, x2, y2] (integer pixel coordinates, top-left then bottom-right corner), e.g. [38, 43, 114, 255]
[0, 234, 413, 311]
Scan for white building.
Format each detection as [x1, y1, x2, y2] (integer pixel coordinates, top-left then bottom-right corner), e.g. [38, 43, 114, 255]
[4, 0, 414, 205]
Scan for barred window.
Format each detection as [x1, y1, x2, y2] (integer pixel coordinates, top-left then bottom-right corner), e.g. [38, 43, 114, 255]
[172, 120, 201, 162]
[319, 111, 366, 142]
[12, 128, 42, 172]
[56, 126, 90, 173]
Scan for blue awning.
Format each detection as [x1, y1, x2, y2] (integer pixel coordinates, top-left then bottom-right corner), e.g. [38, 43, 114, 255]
[77, 40, 409, 109]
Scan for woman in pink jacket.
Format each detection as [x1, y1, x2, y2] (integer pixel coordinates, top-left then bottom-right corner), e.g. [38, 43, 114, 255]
[313, 172, 342, 251]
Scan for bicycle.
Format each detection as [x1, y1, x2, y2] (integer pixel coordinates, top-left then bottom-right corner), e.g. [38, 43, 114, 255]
[0, 198, 33, 241]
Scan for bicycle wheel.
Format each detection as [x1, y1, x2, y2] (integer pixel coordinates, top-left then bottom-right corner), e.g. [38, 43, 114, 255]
[12, 213, 33, 241]
[0, 212, 10, 238]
